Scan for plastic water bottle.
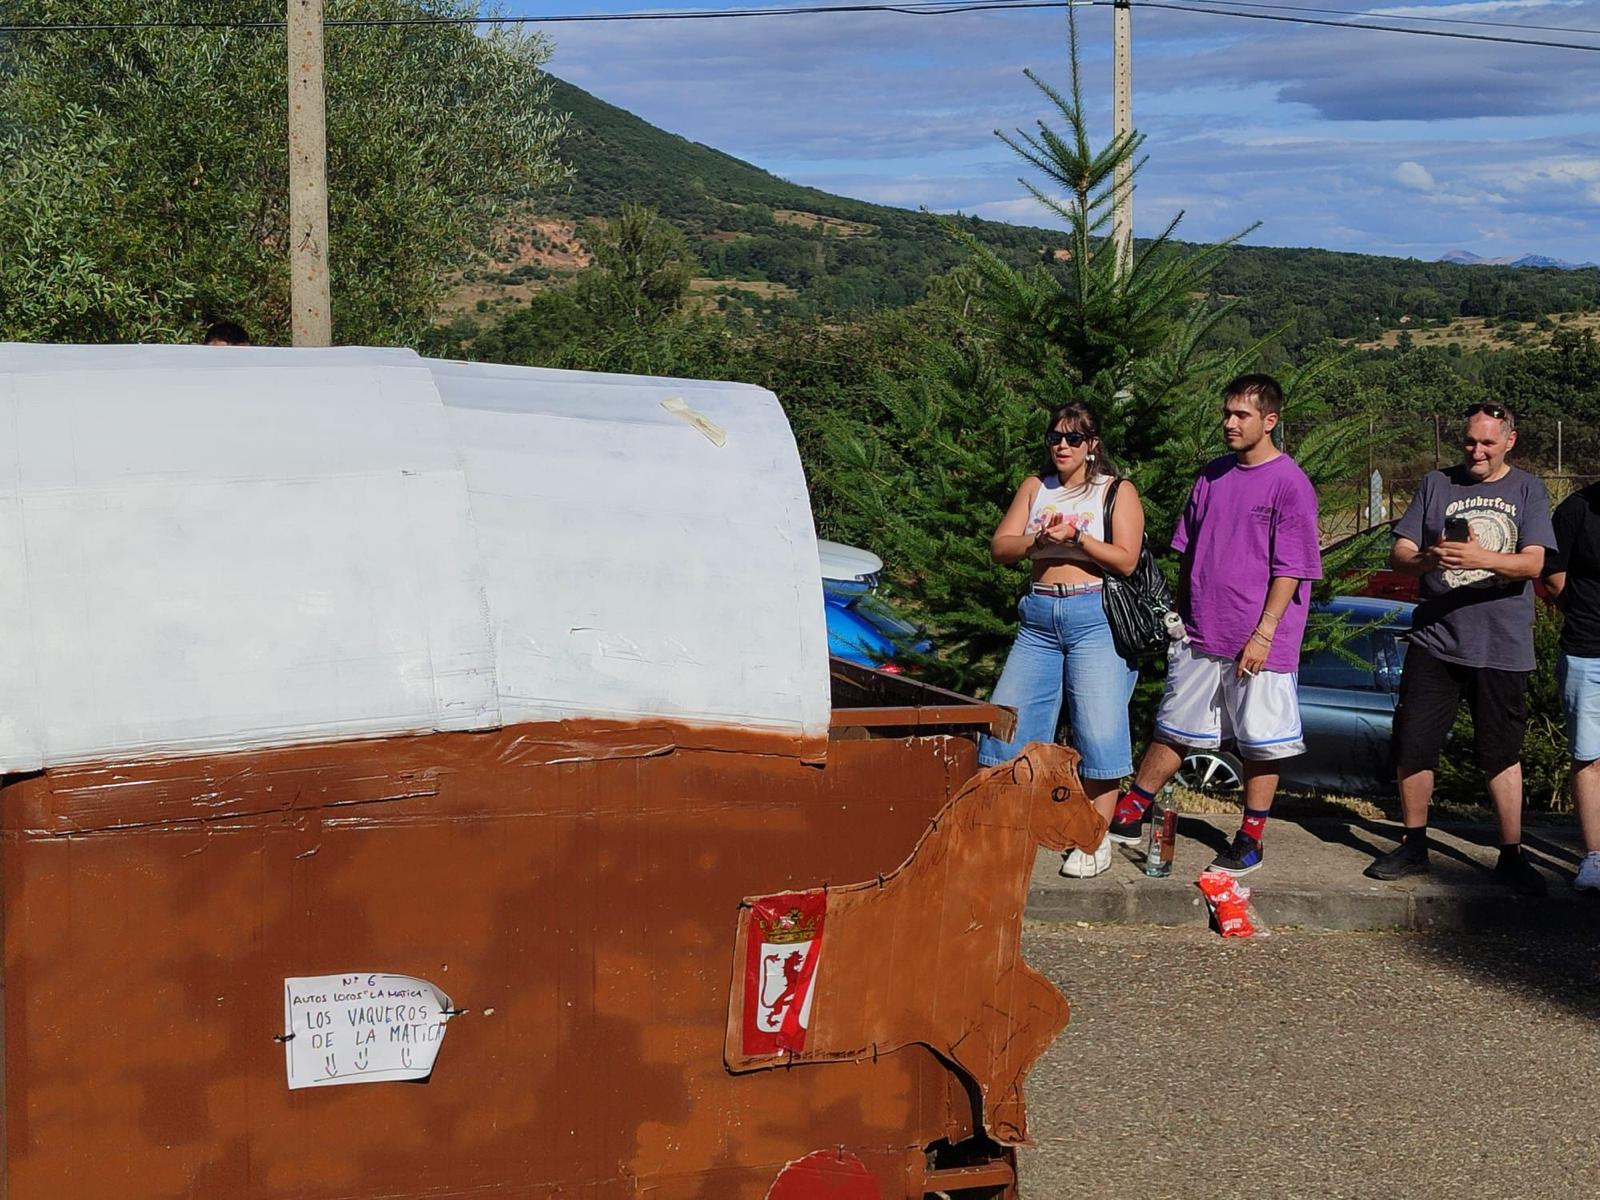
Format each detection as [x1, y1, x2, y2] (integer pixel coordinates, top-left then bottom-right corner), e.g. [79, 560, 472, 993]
[1144, 787, 1178, 878]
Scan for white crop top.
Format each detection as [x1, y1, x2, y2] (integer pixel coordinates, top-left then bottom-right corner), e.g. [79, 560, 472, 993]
[1025, 473, 1115, 564]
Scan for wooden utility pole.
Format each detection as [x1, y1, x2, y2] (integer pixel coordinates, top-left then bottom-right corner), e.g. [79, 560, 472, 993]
[287, 0, 332, 346]
[1111, 0, 1133, 282]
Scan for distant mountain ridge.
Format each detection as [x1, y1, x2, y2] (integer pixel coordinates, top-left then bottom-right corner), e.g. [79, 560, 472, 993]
[1440, 249, 1599, 271]
[462, 76, 1600, 351]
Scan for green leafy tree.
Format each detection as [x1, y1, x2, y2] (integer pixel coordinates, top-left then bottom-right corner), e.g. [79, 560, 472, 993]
[1485, 328, 1600, 469]
[576, 204, 698, 329]
[459, 204, 733, 379]
[0, 106, 188, 341]
[0, 0, 567, 344]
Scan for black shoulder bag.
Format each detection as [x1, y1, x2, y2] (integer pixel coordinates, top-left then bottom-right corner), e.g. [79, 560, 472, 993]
[1099, 478, 1177, 662]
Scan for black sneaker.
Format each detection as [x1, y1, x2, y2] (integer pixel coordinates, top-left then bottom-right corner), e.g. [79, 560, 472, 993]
[1364, 841, 1429, 881]
[1209, 831, 1264, 876]
[1493, 853, 1548, 897]
[1107, 813, 1146, 845]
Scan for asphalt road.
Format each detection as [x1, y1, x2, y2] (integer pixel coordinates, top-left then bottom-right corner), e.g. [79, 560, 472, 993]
[1018, 920, 1600, 1200]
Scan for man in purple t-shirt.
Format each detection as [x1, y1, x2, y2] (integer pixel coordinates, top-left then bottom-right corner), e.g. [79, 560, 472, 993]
[1107, 374, 1323, 875]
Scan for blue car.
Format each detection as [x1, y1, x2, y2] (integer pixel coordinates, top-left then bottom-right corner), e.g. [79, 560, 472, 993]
[1174, 595, 1415, 796]
[819, 540, 932, 672]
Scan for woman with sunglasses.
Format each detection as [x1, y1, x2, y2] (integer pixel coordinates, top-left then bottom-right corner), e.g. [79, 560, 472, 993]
[979, 401, 1147, 877]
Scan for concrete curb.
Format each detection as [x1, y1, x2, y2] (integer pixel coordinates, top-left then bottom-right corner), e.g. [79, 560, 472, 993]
[1025, 876, 1600, 932]
[1023, 815, 1600, 932]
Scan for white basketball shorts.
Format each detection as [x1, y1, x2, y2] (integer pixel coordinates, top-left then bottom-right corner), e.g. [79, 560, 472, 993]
[1153, 640, 1305, 762]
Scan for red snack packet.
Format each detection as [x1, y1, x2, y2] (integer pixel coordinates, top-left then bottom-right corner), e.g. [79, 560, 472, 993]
[1197, 869, 1257, 938]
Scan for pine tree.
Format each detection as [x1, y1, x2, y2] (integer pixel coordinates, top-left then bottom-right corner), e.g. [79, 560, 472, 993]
[818, 8, 1385, 693]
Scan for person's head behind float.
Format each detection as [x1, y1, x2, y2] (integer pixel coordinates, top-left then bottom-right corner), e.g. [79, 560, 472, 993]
[203, 320, 250, 347]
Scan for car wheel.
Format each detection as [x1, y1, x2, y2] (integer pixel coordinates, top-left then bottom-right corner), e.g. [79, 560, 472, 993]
[1174, 749, 1244, 793]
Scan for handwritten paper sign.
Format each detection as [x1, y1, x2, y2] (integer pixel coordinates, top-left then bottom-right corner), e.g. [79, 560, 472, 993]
[283, 973, 453, 1090]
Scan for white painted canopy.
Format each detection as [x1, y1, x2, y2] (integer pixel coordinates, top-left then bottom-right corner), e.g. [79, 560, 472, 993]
[0, 344, 830, 770]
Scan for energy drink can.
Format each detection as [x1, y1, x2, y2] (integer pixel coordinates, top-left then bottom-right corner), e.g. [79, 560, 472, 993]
[1143, 791, 1178, 878]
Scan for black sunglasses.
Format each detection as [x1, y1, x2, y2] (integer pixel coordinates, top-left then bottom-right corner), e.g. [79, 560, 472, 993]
[1045, 430, 1090, 448]
[1462, 403, 1509, 421]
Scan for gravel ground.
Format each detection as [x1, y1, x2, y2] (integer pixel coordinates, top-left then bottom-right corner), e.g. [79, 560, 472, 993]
[1018, 920, 1600, 1200]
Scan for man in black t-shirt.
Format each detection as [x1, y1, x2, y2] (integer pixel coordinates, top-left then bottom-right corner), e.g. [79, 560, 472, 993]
[1542, 482, 1600, 893]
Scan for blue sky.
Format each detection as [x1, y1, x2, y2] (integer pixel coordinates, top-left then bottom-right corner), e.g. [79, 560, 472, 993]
[533, 0, 1600, 262]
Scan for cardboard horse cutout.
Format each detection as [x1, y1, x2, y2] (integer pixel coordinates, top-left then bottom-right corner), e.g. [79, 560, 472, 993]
[725, 743, 1104, 1144]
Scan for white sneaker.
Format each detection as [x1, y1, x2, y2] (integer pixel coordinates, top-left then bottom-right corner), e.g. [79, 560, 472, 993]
[1061, 836, 1113, 879]
[1575, 851, 1600, 894]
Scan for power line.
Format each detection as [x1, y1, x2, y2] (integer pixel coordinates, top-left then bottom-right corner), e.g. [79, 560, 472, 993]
[1142, 0, 1600, 50]
[2, 0, 1598, 52]
[1165, 0, 1600, 36]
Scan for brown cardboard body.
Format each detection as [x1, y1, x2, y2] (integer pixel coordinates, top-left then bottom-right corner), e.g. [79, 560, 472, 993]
[725, 746, 1099, 1145]
[0, 721, 1084, 1198]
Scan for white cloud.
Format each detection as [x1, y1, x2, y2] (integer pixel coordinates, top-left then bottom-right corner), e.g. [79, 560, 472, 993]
[541, 1, 1600, 261]
[1372, 0, 1587, 17]
[1394, 160, 1437, 189]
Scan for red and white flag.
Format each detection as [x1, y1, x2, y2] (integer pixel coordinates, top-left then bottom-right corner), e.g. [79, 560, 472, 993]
[742, 890, 827, 1056]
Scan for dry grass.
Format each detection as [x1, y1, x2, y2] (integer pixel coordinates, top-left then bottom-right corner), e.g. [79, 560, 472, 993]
[439, 214, 592, 314]
[687, 277, 797, 298]
[437, 279, 550, 315]
[772, 209, 876, 237]
[681, 277, 799, 315]
[1351, 311, 1600, 351]
[1171, 786, 1386, 820]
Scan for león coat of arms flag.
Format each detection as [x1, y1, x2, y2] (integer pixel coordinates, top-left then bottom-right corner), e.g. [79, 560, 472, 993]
[741, 891, 827, 1056]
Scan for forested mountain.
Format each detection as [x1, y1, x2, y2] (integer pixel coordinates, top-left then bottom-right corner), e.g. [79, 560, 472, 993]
[488, 77, 1055, 316]
[459, 75, 1600, 352]
[1205, 245, 1600, 350]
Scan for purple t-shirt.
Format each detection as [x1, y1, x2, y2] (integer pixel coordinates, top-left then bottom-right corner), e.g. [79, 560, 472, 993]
[1171, 454, 1324, 674]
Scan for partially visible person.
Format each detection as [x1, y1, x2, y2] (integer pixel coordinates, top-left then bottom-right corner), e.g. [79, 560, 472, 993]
[980, 401, 1146, 879]
[1542, 481, 1600, 893]
[1107, 374, 1322, 876]
[203, 321, 249, 346]
[1367, 403, 1555, 894]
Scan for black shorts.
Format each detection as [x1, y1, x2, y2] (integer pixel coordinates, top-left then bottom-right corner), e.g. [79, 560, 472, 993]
[1392, 644, 1528, 777]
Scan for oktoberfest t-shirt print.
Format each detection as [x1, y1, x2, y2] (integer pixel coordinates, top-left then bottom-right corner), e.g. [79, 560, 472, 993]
[1393, 464, 1556, 672]
[1439, 490, 1522, 589]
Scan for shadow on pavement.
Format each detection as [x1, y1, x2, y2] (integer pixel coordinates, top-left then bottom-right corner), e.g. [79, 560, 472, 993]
[1300, 815, 1600, 1018]
[1176, 814, 1230, 857]
[1404, 917, 1600, 1021]
[1301, 814, 1580, 885]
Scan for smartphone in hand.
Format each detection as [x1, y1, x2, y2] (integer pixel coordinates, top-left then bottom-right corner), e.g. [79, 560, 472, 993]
[1443, 516, 1471, 542]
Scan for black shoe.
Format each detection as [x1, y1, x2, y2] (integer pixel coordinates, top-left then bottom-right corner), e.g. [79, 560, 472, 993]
[1493, 853, 1548, 897]
[1107, 813, 1146, 845]
[1364, 842, 1429, 881]
[1209, 831, 1264, 876]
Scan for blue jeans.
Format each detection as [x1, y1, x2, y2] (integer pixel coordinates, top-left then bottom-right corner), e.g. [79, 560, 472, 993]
[978, 591, 1137, 780]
